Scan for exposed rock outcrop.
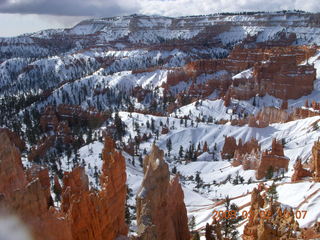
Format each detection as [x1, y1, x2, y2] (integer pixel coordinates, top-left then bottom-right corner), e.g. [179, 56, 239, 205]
[222, 136, 260, 162]
[0, 129, 72, 240]
[256, 139, 289, 180]
[61, 136, 128, 240]
[291, 159, 312, 182]
[243, 186, 300, 240]
[136, 144, 190, 240]
[40, 104, 108, 131]
[301, 222, 320, 239]
[0, 129, 27, 198]
[30, 104, 109, 162]
[224, 137, 289, 180]
[165, 46, 316, 105]
[311, 139, 320, 182]
[221, 136, 237, 159]
[0, 129, 128, 240]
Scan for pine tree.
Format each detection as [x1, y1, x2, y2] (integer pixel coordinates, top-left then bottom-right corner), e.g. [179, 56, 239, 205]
[172, 166, 177, 174]
[139, 155, 143, 167]
[266, 166, 274, 179]
[151, 118, 155, 133]
[221, 196, 241, 239]
[195, 171, 202, 189]
[166, 138, 172, 156]
[189, 216, 196, 232]
[266, 182, 278, 203]
[205, 223, 214, 240]
[114, 112, 126, 140]
[192, 231, 200, 240]
[179, 145, 184, 158]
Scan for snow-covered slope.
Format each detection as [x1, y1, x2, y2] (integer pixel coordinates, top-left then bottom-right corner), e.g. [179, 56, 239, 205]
[3, 10, 320, 239]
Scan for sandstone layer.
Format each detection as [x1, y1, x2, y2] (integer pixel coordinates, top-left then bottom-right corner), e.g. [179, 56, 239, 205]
[0, 129, 128, 240]
[136, 144, 190, 240]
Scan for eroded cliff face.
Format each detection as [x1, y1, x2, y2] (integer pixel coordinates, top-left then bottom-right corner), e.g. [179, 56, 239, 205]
[222, 137, 289, 180]
[256, 139, 289, 180]
[165, 46, 316, 106]
[291, 159, 312, 182]
[243, 186, 300, 240]
[0, 129, 27, 198]
[0, 128, 72, 240]
[221, 136, 260, 161]
[60, 136, 128, 240]
[136, 144, 190, 240]
[29, 104, 109, 162]
[0, 129, 128, 240]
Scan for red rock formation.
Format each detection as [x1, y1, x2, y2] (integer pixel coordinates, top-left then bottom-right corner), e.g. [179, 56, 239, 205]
[40, 106, 59, 131]
[253, 107, 290, 126]
[0, 128, 72, 240]
[31, 104, 106, 162]
[221, 136, 237, 159]
[28, 135, 56, 162]
[223, 137, 289, 179]
[136, 144, 190, 240]
[311, 139, 320, 182]
[232, 138, 261, 170]
[256, 139, 289, 180]
[26, 165, 53, 205]
[301, 222, 320, 239]
[61, 136, 128, 240]
[100, 136, 128, 238]
[40, 104, 108, 132]
[0, 128, 26, 151]
[0, 129, 27, 197]
[222, 136, 260, 161]
[243, 187, 300, 240]
[229, 53, 316, 100]
[291, 158, 312, 182]
[227, 103, 320, 128]
[0, 129, 128, 240]
[167, 176, 190, 240]
[161, 125, 169, 134]
[166, 46, 316, 105]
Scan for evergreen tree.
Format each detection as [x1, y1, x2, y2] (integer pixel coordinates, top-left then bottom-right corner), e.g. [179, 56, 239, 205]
[266, 166, 274, 179]
[166, 138, 172, 156]
[172, 166, 177, 174]
[179, 145, 184, 158]
[221, 196, 241, 240]
[139, 155, 143, 167]
[205, 223, 214, 240]
[114, 112, 126, 140]
[266, 182, 278, 203]
[192, 231, 200, 240]
[195, 171, 202, 189]
[189, 216, 196, 232]
[151, 118, 155, 133]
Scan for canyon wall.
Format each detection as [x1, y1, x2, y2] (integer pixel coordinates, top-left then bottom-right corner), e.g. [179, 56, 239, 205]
[0, 129, 128, 240]
[136, 144, 190, 240]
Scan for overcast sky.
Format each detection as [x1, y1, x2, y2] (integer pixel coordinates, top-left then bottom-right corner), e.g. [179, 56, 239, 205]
[0, 0, 320, 37]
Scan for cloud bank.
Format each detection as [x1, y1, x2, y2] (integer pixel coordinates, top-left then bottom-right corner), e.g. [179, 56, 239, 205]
[0, 0, 319, 17]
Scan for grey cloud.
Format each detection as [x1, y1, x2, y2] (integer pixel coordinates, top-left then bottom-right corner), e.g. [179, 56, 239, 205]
[0, 0, 139, 16]
[0, 0, 319, 18]
[138, 0, 320, 17]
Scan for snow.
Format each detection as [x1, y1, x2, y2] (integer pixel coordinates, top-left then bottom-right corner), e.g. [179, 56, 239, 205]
[113, 110, 320, 233]
[4, 11, 320, 237]
[232, 68, 253, 80]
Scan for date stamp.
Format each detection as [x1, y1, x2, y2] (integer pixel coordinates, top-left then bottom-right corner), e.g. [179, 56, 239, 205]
[212, 209, 307, 221]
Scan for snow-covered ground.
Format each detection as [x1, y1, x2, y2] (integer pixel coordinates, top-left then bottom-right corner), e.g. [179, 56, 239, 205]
[61, 110, 320, 236]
